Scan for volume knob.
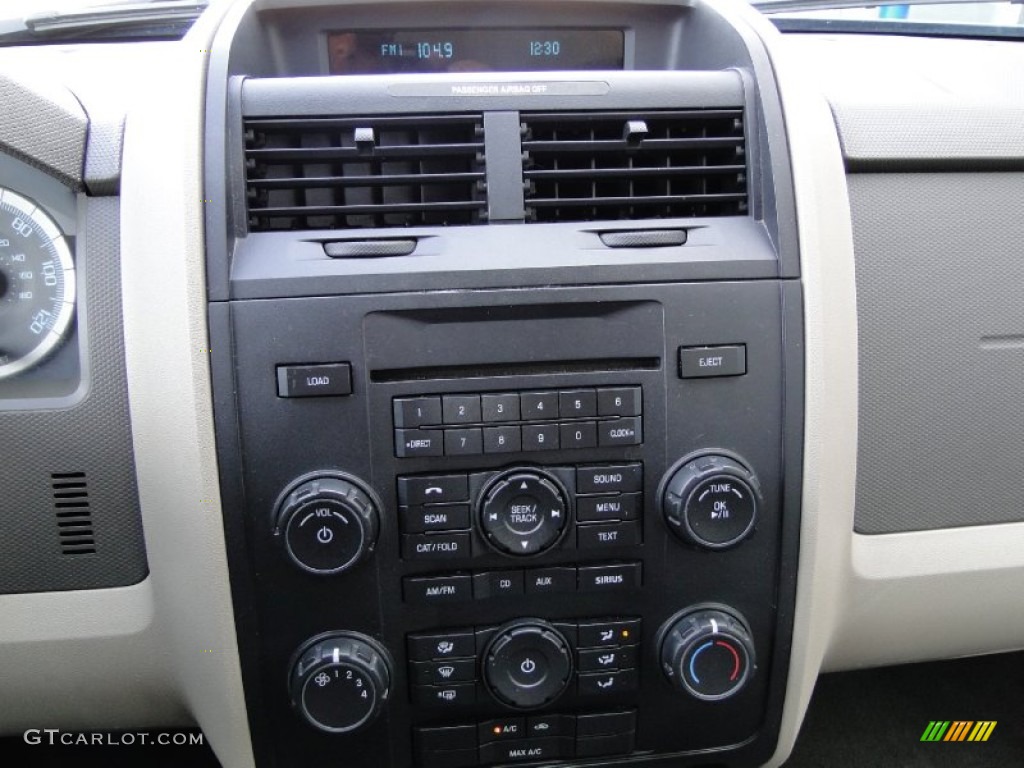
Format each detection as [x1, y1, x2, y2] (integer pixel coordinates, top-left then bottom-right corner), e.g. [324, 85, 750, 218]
[275, 473, 381, 574]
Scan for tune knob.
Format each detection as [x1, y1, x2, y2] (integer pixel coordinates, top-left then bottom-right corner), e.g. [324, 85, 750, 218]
[289, 632, 392, 733]
[660, 454, 760, 549]
[659, 608, 755, 701]
[482, 620, 574, 709]
[275, 473, 381, 574]
[478, 470, 568, 556]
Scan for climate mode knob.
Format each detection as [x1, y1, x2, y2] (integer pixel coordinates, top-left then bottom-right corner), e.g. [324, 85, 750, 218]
[482, 620, 574, 709]
[275, 473, 381, 574]
[660, 454, 760, 549]
[659, 608, 755, 701]
[289, 632, 392, 733]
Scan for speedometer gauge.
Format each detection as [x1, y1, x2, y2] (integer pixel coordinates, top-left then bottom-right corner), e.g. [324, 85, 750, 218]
[0, 188, 75, 380]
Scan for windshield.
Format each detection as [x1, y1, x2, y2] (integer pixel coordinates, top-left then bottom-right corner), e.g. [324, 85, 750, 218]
[0, 0, 208, 43]
[757, 0, 1024, 36]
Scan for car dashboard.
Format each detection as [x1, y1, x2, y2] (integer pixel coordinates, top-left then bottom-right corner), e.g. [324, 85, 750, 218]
[0, 1, 1022, 767]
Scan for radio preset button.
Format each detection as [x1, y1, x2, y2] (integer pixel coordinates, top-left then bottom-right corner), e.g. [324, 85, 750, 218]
[559, 421, 598, 450]
[597, 387, 642, 417]
[558, 389, 597, 418]
[483, 425, 521, 454]
[394, 396, 442, 428]
[521, 424, 560, 451]
[482, 393, 521, 422]
[442, 394, 482, 424]
[444, 428, 483, 456]
[520, 391, 559, 420]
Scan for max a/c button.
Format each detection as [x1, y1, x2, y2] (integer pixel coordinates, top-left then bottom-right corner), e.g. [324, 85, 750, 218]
[679, 345, 747, 378]
[276, 363, 352, 397]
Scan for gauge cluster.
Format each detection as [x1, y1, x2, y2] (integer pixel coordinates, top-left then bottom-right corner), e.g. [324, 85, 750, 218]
[0, 156, 81, 405]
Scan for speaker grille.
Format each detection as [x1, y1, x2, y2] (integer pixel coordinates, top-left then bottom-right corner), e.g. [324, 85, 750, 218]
[52, 471, 96, 555]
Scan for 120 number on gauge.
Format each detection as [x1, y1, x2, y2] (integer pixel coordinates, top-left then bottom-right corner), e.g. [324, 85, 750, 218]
[0, 188, 75, 380]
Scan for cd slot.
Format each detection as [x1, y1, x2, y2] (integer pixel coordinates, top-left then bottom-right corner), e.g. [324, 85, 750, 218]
[371, 357, 660, 383]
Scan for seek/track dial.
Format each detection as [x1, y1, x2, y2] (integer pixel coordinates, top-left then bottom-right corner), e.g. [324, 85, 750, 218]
[478, 469, 569, 556]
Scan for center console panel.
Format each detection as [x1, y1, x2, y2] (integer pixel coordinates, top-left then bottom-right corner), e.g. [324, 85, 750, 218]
[204, 2, 802, 767]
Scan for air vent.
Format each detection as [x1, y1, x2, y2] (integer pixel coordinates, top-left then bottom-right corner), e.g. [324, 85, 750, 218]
[51, 471, 96, 556]
[522, 110, 747, 223]
[244, 114, 487, 231]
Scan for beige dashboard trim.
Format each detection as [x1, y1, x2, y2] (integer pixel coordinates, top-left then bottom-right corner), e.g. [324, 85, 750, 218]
[117, 1, 255, 766]
[715, 1, 861, 765]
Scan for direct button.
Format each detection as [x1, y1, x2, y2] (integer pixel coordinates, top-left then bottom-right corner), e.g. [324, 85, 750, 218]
[395, 429, 443, 458]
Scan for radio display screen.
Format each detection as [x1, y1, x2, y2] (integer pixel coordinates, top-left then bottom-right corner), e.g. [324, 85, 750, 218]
[327, 29, 625, 74]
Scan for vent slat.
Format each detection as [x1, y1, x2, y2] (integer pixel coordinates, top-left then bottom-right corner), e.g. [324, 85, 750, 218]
[245, 113, 486, 231]
[522, 137, 744, 153]
[524, 165, 746, 180]
[251, 201, 488, 218]
[522, 109, 747, 223]
[249, 172, 486, 189]
[248, 143, 483, 162]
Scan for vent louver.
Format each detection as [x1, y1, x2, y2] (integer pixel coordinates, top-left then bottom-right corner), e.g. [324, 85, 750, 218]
[522, 110, 747, 223]
[245, 114, 487, 231]
[51, 471, 96, 556]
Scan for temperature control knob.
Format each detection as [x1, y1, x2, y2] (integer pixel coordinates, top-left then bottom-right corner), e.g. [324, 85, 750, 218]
[275, 474, 380, 574]
[289, 632, 392, 733]
[482, 620, 573, 709]
[661, 455, 759, 549]
[659, 608, 755, 701]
